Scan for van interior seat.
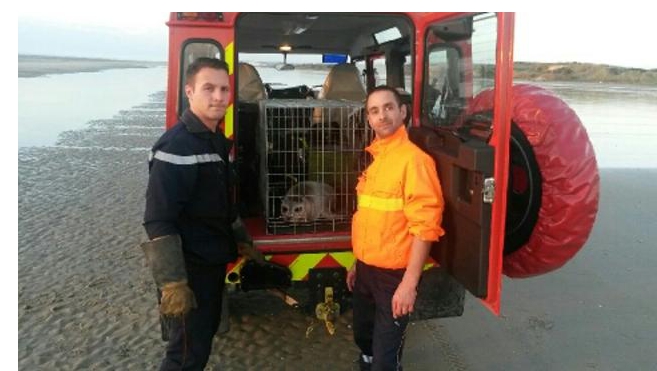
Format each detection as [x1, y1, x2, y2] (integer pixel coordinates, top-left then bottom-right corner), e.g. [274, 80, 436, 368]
[238, 62, 267, 101]
[313, 63, 367, 130]
[317, 63, 367, 101]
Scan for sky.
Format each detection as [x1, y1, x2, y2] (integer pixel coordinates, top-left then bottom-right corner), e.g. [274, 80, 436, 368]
[15, 7, 657, 70]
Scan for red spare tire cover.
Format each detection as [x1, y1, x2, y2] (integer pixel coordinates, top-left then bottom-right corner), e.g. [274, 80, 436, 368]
[470, 84, 600, 278]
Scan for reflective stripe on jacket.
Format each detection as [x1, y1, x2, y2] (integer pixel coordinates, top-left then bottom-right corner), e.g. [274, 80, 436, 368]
[352, 126, 445, 269]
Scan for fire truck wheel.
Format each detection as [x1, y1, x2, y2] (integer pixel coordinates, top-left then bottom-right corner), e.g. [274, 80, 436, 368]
[470, 84, 600, 278]
[505, 122, 542, 257]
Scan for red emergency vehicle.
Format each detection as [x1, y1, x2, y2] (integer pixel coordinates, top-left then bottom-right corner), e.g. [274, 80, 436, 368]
[163, 12, 599, 327]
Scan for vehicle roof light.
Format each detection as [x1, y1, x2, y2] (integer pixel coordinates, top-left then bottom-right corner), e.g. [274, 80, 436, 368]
[373, 27, 402, 44]
[176, 12, 224, 22]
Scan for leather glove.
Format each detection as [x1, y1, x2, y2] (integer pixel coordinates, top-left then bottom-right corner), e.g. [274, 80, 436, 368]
[160, 280, 197, 317]
[141, 235, 197, 317]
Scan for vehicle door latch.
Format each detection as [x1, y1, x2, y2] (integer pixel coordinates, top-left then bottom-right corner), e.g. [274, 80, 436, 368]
[483, 178, 495, 204]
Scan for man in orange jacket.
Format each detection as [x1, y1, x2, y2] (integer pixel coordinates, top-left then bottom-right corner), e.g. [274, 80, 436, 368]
[347, 85, 445, 370]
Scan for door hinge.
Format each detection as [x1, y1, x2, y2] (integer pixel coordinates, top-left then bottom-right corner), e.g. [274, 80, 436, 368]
[483, 177, 495, 204]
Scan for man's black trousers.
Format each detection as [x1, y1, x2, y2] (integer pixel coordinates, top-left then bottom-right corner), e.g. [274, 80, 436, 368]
[352, 260, 410, 371]
[159, 261, 227, 371]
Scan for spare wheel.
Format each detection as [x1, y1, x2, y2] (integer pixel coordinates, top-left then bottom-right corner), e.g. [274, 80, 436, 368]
[469, 84, 600, 278]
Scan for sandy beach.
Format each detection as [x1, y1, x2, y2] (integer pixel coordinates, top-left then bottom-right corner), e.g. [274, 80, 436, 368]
[18, 55, 166, 78]
[17, 91, 365, 370]
[18, 78, 657, 369]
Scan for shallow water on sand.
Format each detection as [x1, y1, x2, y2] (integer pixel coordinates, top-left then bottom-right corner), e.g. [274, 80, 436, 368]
[525, 80, 657, 169]
[18, 66, 166, 148]
[18, 67, 657, 168]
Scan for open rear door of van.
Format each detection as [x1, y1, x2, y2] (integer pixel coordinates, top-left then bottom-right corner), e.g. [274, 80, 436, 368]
[409, 12, 514, 315]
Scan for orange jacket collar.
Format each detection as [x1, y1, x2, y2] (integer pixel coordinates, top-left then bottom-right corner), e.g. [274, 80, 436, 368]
[366, 125, 408, 156]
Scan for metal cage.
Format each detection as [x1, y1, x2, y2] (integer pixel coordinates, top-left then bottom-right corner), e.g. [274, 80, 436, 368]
[256, 99, 372, 234]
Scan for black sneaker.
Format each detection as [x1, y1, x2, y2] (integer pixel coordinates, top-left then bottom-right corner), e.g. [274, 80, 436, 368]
[357, 353, 373, 371]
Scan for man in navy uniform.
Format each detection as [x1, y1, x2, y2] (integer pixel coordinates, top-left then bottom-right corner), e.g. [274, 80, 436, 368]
[141, 57, 252, 370]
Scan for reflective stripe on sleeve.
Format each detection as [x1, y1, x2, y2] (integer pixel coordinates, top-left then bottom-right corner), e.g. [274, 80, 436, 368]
[357, 194, 403, 211]
[149, 150, 224, 165]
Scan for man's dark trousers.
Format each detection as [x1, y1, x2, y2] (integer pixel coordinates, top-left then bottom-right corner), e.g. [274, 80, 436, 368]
[352, 260, 410, 371]
[159, 261, 227, 370]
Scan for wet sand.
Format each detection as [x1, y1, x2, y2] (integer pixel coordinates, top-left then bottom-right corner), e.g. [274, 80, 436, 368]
[18, 89, 657, 369]
[424, 167, 657, 370]
[17, 92, 363, 370]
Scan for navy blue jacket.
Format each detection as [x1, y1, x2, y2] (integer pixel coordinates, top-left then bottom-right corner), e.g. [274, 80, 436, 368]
[143, 109, 237, 265]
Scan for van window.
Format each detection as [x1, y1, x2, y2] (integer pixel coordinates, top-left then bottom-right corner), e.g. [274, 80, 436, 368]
[355, 60, 367, 87]
[355, 55, 412, 96]
[179, 41, 223, 113]
[373, 58, 386, 86]
[403, 55, 413, 95]
[471, 13, 497, 94]
[421, 13, 498, 126]
[424, 49, 450, 121]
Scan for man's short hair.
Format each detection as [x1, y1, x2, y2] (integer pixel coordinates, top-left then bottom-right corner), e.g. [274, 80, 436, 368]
[185, 57, 230, 86]
[366, 85, 403, 108]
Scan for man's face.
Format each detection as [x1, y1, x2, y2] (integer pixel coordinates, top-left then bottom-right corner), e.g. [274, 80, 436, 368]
[185, 67, 231, 131]
[366, 90, 406, 139]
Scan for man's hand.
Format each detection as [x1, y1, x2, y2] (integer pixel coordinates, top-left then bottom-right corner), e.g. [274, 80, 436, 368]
[233, 217, 262, 262]
[391, 237, 431, 318]
[346, 265, 356, 292]
[391, 279, 417, 318]
[160, 280, 197, 317]
[237, 242, 264, 263]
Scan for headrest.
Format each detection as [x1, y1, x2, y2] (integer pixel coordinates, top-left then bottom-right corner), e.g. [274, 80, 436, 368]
[318, 63, 366, 102]
[238, 62, 267, 101]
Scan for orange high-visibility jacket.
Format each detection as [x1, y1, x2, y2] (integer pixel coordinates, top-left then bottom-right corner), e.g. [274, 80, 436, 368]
[352, 126, 445, 269]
